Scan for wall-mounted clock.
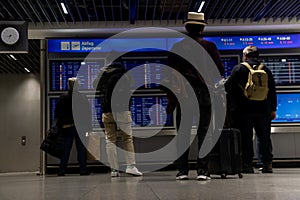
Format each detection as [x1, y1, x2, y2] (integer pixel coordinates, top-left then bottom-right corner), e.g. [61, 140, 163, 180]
[1, 27, 20, 45]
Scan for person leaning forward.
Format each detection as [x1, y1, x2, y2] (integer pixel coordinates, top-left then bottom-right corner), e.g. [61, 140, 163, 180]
[55, 77, 91, 176]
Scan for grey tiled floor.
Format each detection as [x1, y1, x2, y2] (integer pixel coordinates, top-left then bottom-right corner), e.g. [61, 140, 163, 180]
[1, 169, 300, 200]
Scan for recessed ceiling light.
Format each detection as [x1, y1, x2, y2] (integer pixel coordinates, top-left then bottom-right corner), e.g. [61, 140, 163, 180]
[198, 1, 205, 12]
[60, 3, 68, 14]
[9, 54, 17, 60]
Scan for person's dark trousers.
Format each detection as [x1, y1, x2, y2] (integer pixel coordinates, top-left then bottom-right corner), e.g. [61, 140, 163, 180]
[236, 112, 273, 167]
[175, 104, 191, 174]
[176, 100, 211, 174]
[257, 117, 273, 165]
[59, 126, 88, 175]
[196, 105, 211, 173]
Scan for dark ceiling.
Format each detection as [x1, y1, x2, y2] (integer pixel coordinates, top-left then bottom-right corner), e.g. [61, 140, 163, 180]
[0, 0, 300, 74]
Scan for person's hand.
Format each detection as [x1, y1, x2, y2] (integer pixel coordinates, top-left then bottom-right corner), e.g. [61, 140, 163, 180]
[271, 111, 276, 120]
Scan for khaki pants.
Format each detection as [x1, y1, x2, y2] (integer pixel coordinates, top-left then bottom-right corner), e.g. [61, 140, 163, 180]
[102, 111, 136, 170]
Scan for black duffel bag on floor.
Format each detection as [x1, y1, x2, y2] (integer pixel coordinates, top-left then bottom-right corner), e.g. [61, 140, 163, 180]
[40, 122, 64, 159]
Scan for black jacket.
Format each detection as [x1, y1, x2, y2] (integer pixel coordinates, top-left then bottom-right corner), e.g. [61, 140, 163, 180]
[164, 35, 224, 113]
[55, 89, 92, 132]
[94, 63, 133, 113]
[225, 59, 277, 114]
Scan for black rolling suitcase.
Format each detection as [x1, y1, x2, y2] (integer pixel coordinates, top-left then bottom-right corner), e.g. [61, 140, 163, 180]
[208, 128, 243, 179]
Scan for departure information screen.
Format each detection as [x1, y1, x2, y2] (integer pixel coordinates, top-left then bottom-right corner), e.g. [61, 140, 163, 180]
[205, 34, 300, 50]
[221, 56, 240, 78]
[89, 97, 104, 128]
[50, 95, 174, 129]
[49, 98, 58, 126]
[130, 95, 174, 128]
[47, 38, 182, 53]
[48, 34, 300, 54]
[261, 55, 300, 86]
[50, 57, 168, 91]
[273, 92, 300, 123]
[121, 56, 167, 89]
[49, 60, 104, 91]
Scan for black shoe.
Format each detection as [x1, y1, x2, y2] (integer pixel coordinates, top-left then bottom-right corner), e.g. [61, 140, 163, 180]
[242, 164, 254, 174]
[80, 172, 91, 176]
[197, 169, 211, 181]
[176, 171, 189, 180]
[262, 163, 273, 173]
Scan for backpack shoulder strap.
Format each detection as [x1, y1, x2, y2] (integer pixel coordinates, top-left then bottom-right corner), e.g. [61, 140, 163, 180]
[257, 63, 264, 70]
[241, 62, 253, 71]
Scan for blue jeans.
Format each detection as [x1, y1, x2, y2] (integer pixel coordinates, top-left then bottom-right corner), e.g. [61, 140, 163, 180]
[59, 126, 88, 174]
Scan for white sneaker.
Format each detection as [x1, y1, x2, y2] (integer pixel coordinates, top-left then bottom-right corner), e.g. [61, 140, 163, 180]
[111, 170, 120, 177]
[197, 175, 211, 181]
[125, 166, 143, 176]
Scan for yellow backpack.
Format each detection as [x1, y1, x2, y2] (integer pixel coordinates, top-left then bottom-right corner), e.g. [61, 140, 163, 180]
[241, 62, 268, 101]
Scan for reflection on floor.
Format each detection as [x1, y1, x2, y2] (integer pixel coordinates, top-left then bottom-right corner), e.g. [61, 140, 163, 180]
[1, 169, 300, 200]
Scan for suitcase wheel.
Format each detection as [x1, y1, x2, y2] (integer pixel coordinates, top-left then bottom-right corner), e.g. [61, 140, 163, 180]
[238, 173, 243, 178]
[221, 174, 227, 179]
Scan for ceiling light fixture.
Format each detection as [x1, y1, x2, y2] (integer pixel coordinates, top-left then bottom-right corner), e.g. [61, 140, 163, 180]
[24, 67, 30, 73]
[60, 3, 68, 14]
[9, 54, 17, 60]
[198, 1, 205, 12]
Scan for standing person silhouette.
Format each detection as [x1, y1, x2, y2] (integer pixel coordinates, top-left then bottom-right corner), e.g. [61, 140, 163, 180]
[55, 77, 91, 176]
[94, 60, 142, 177]
[225, 46, 277, 173]
[166, 12, 224, 180]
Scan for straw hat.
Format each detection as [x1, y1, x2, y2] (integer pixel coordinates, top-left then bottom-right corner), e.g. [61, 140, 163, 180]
[184, 12, 207, 25]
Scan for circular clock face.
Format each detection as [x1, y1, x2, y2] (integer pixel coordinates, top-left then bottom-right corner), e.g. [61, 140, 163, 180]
[1, 27, 20, 45]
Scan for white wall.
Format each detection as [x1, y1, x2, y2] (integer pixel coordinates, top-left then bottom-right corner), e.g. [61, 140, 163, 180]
[0, 74, 40, 173]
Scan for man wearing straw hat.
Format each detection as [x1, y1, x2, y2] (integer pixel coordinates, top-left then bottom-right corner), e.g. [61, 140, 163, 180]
[166, 11, 224, 180]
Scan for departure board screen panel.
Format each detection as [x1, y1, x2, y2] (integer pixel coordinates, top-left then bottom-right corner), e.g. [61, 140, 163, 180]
[89, 95, 174, 129]
[48, 38, 183, 53]
[260, 55, 300, 86]
[121, 57, 168, 90]
[49, 59, 104, 91]
[49, 95, 174, 129]
[130, 95, 174, 128]
[49, 97, 104, 129]
[273, 92, 300, 124]
[49, 97, 59, 127]
[221, 55, 240, 78]
[88, 97, 104, 129]
[204, 34, 300, 50]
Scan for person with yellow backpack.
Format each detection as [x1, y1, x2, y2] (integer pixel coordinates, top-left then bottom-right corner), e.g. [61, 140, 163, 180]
[225, 46, 277, 173]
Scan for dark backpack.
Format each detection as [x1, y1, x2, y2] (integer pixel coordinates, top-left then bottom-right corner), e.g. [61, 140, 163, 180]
[94, 63, 127, 108]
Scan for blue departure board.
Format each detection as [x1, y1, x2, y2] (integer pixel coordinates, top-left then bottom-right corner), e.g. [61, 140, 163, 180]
[204, 34, 300, 50]
[261, 55, 300, 86]
[273, 92, 300, 123]
[47, 38, 182, 53]
[49, 98, 58, 126]
[50, 95, 174, 129]
[121, 56, 167, 89]
[88, 97, 104, 128]
[49, 60, 104, 91]
[49, 97, 104, 129]
[48, 34, 300, 54]
[221, 55, 240, 78]
[50, 60, 81, 91]
[130, 95, 174, 128]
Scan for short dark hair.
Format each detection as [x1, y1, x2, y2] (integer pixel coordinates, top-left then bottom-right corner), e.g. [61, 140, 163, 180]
[185, 24, 205, 34]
